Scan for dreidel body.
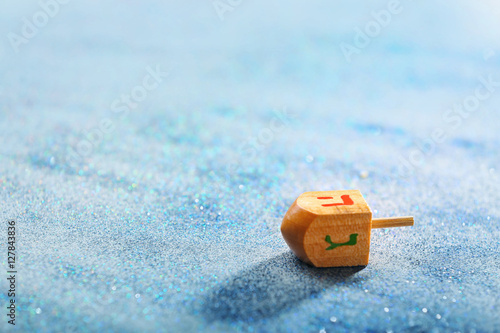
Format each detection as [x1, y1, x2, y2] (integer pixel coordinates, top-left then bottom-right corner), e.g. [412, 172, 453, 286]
[281, 190, 414, 267]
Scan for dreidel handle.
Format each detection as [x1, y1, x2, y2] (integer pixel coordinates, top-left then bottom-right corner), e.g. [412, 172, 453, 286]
[371, 216, 414, 229]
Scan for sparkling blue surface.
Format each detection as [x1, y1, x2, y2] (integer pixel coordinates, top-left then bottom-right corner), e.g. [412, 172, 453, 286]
[1, 1, 499, 332]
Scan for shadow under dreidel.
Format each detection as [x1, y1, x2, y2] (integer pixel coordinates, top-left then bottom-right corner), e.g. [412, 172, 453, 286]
[201, 251, 365, 322]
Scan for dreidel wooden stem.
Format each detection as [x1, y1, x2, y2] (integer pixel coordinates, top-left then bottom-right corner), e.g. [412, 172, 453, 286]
[371, 216, 414, 229]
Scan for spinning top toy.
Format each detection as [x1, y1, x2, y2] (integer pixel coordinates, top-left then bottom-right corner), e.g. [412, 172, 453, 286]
[281, 190, 414, 267]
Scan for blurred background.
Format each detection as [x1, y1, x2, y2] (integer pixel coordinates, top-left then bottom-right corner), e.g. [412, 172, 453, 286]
[1, 1, 499, 332]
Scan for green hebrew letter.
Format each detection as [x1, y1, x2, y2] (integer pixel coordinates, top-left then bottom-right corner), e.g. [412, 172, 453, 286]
[325, 233, 358, 250]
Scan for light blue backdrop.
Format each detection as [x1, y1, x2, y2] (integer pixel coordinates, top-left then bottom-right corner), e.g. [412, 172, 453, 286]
[1, 1, 499, 332]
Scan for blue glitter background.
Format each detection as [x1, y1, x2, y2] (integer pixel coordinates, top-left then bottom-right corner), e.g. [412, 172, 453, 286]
[1, 1, 500, 332]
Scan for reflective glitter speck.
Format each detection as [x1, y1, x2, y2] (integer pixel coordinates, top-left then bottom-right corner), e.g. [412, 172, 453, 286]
[135, 294, 141, 298]
[319, 329, 326, 333]
[330, 316, 337, 323]
[111, 286, 116, 291]
[360, 170, 369, 179]
[306, 155, 314, 163]
[436, 314, 442, 319]
[384, 307, 390, 313]
[422, 308, 428, 313]
[35, 308, 42, 314]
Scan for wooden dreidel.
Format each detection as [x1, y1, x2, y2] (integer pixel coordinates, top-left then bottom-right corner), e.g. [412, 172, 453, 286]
[281, 190, 414, 267]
